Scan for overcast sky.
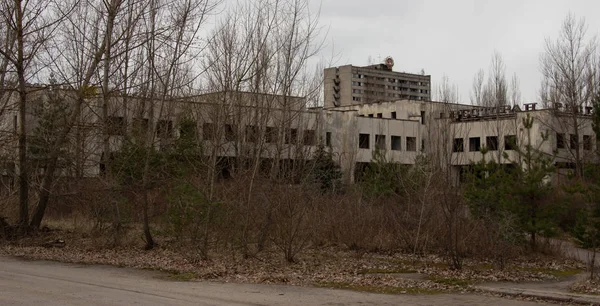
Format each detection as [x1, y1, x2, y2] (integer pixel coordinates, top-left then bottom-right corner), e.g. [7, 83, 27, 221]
[311, 0, 600, 104]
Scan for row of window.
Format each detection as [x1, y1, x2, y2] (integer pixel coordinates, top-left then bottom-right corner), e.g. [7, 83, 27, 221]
[351, 84, 429, 93]
[202, 123, 320, 146]
[107, 116, 173, 138]
[556, 133, 593, 150]
[351, 75, 429, 87]
[452, 136, 516, 153]
[352, 95, 425, 102]
[358, 134, 419, 152]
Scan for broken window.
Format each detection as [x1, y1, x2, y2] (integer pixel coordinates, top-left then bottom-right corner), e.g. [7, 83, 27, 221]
[453, 138, 464, 152]
[359, 133, 370, 149]
[266, 127, 278, 143]
[486, 136, 498, 151]
[391, 136, 401, 151]
[556, 133, 565, 149]
[570, 134, 578, 149]
[406, 137, 417, 151]
[469, 137, 481, 152]
[285, 128, 298, 144]
[504, 135, 517, 151]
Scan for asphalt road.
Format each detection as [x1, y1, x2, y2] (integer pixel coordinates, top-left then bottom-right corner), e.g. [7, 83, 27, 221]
[0, 256, 544, 306]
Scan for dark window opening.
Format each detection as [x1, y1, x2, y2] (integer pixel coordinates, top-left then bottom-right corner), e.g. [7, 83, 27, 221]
[486, 136, 498, 151]
[377, 113, 383, 118]
[285, 128, 298, 144]
[375, 134, 386, 150]
[570, 134, 578, 149]
[556, 133, 565, 149]
[391, 136, 401, 151]
[132, 118, 149, 136]
[157, 120, 173, 138]
[391, 111, 397, 119]
[584, 135, 592, 151]
[224, 124, 236, 141]
[326, 132, 332, 147]
[303, 130, 316, 146]
[406, 137, 417, 151]
[504, 135, 517, 151]
[368, 114, 374, 118]
[359, 133, 370, 149]
[203, 122, 216, 141]
[266, 127, 278, 143]
[107, 116, 125, 136]
[245, 125, 259, 143]
[420, 111, 425, 124]
[469, 137, 481, 152]
[453, 138, 464, 152]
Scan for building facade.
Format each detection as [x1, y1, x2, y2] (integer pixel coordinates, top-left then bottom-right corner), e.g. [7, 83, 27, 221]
[324, 58, 431, 108]
[0, 62, 597, 187]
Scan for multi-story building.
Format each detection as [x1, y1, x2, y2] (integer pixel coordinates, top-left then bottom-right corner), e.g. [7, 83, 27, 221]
[0, 61, 596, 187]
[324, 57, 431, 108]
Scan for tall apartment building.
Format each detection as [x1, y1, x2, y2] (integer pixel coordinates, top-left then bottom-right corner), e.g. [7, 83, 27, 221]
[324, 58, 431, 108]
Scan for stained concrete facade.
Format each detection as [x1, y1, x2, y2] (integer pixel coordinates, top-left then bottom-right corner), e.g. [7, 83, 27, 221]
[1, 78, 597, 185]
[324, 63, 431, 108]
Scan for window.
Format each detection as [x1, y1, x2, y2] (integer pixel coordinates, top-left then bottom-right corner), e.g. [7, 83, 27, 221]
[584, 135, 592, 151]
[421, 139, 425, 151]
[391, 136, 401, 151]
[179, 121, 197, 140]
[157, 120, 173, 138]
[202, 123, 215, 141]
[391, 112, 397, 119]
[224, 124, 236, 141]
[359, 134, 370, 149]
[377, 113, 383, 118]
[406, 137, 417, 151]
[486, 136, 498, 151]
[266, 127, 278, 143]
[303, 130, 316, 146]
[132, 118, 149, 136]
[469, 137, 481, 152]
[245, 125, 259, 143]
[375, 134, 386, 150]
[352, 97, 362, 102]
[440, 112, 445, 119]
[107, 116, 125, 136]
[570, 134, 578, 149]
[368, 114, 374, 118]
[420, 111, 425, 124]
[556, 133, 565, 149]
[504, 135, 517, 150]
[326, 132, 332, 147]
[285, 128, 298, 144]
[453, 138, 464, 152]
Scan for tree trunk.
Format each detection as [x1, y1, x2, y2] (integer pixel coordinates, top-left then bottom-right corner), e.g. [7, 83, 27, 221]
[15, 0, 29, 230]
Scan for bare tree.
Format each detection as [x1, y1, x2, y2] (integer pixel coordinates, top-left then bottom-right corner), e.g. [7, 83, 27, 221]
[0, 0, 72, 230]
[540, 14, 598, 179]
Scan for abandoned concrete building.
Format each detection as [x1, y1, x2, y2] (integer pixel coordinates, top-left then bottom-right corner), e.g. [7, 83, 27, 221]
[0, 61, 597, 186]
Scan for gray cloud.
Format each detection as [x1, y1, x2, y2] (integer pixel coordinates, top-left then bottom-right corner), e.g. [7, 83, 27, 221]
[313, 0, 600, 103]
